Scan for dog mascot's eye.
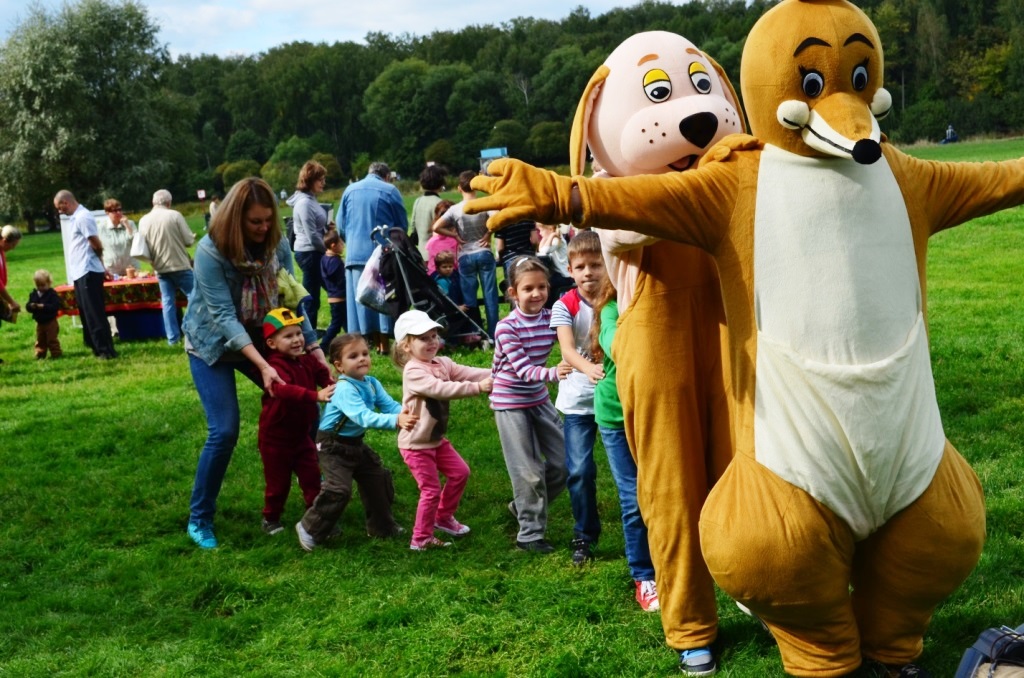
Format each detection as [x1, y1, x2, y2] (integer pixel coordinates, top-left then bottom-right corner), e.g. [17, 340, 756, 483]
[643, 68, 672, 103]
[800, 68, 825, 98]
[852, 62, 869, 91]
[688, 63, 713, 94]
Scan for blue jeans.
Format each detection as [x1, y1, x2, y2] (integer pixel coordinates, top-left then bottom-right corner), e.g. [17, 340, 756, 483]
[458, 250, 499, 338]
[564, 413, 600, 543]
[188, 353, 260, 525]
[322, 300, 347, 353]
[157, 269, 194, 345]
[294, 250, 323, 330]
[599, 425, 655, 581]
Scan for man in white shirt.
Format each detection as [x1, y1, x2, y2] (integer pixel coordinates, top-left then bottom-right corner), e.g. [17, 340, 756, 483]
[54, 190, 117, 359]
[139, 189, 196, 345]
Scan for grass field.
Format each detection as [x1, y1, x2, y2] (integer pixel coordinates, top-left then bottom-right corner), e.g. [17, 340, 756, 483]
[1, 139, 1023, 676]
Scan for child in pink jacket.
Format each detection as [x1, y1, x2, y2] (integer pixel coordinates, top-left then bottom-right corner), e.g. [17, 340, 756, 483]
[392, 310, 493, 551]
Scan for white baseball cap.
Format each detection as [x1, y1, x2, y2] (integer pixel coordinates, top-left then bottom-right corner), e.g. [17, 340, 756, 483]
[394, 310, 442, 344]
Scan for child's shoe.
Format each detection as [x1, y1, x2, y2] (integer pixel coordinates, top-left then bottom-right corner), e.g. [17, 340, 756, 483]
[635, 579, 660, 612]
[261, 518, 284, 535]
[679, 647, 717, 677]
[516, 538, 554, 554]
[410, 536, 452, 551]
[187, 520, 217, 549]
[295, 521, 318, 552]
[569, 538, 594, 566]
[434, 516, 470, 536]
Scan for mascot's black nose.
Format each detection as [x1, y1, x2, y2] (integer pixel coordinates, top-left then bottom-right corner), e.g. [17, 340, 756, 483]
[852, 139, 882, 165]
[679, 112, 719, 148]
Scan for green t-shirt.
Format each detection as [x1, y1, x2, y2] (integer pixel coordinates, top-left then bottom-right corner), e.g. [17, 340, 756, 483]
[594, 300, 622, 429]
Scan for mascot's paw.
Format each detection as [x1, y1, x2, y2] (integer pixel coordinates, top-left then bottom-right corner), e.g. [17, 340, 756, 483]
[699, 133, 762, 165]
[468, 158, 575, 231]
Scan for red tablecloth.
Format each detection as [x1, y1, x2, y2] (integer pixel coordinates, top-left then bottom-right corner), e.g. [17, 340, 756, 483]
[56, 276, 187, 315]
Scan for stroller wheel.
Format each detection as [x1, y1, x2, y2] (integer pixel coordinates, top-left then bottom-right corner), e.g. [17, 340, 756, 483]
[481, 339, 493, 351]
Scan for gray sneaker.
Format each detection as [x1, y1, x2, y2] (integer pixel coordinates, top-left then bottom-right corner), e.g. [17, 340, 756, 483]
[261, 519, 284, 535]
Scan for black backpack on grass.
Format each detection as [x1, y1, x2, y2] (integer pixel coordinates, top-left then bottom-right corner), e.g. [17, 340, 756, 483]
[954, 622, 1024, 677]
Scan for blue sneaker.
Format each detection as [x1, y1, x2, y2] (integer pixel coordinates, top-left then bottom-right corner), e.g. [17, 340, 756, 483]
[679, 647, 717, 676]
[187, 521, 217, 549]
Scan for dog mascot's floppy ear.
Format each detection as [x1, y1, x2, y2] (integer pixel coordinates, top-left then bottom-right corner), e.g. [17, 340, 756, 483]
[570, 31, 745, 177]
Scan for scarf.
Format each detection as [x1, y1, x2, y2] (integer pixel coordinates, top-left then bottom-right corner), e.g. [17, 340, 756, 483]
[235, 248, 280, 327]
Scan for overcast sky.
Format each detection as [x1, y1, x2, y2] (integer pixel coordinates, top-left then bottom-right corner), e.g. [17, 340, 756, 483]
[0, 0, 635, 58]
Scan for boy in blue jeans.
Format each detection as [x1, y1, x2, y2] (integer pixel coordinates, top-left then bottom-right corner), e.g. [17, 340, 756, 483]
[549, 231, 606, 565]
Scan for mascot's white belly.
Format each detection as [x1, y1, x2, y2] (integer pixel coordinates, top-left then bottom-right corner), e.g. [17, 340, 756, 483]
[752, 145, 946, 539]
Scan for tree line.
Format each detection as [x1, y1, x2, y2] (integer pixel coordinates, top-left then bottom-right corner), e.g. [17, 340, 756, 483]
[1, 0, 1022, 230]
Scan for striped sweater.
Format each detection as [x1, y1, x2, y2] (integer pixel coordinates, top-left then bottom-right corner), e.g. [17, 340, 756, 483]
[490, 307, 559, 410]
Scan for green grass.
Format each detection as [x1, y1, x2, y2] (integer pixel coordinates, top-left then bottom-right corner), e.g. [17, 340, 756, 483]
[2, 140, 1023, 676]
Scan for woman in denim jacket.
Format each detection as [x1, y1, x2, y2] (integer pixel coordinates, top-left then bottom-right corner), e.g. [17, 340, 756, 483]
[183, 177, 330, 549]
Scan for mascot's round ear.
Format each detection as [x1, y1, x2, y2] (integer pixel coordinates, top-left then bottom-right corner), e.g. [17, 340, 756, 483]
[705, 52, 748, 134]
[570, 64, 610, 176]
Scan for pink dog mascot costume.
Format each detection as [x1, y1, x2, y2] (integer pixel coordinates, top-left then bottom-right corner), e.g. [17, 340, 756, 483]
[567, 31, 741, 674]
[468, 1, 1024, 674]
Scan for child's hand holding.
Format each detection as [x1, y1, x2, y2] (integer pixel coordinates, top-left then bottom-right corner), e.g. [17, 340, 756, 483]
[556, 360, 573, 379]
[317, 383, 336, 402]
[478, 377, 494, 393]
[585, 363, 605, 384]
[397, 407, 419, 431]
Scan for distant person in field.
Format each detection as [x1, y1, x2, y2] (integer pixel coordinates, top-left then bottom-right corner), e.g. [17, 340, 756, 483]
[182, 177, 329, 550]
[410, 164, 446, 251]
[256, 307, 335, 537]
[287, 160, 332, 333]
[97, 198, 139, 277]
[25, 269, 63, 360]
[425, 199, 458, 276]
[320, 228, 347, 351]
[432, 170, 499, 338]
[138, 189, 195, 346]
[338, 161, 407, 354]
[54, 190, 117, 360]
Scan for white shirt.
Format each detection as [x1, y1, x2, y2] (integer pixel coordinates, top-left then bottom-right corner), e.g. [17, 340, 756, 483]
[62, 204, 105, 283]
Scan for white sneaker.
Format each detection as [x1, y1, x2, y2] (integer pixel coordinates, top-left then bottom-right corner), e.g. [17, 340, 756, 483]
[635, 579, 660, 612]
[295, 521, 317, 552]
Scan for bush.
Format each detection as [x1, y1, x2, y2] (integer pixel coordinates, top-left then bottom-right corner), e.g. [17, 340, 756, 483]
[221, 159, 262, 188]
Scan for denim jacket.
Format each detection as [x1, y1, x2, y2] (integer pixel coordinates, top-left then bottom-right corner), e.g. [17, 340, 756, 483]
[183, 235, 315, 366]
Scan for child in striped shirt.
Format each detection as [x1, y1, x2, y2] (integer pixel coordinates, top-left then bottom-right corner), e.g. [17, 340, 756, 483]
[490, 256, 572, 553]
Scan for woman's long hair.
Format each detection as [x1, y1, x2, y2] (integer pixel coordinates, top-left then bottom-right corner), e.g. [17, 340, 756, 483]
[209, 177, 281, 261]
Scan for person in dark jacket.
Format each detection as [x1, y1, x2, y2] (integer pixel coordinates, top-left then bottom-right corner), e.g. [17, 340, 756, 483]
[25, 269, 63, 359]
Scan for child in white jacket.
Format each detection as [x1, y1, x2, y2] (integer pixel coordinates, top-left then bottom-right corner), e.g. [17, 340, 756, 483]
[392, 310, 493, 551]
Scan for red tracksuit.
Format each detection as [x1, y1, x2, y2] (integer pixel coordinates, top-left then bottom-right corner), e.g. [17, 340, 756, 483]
[258, 351, 333, 522]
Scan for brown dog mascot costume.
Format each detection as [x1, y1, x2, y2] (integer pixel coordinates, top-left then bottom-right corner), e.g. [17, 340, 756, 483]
[567, 31, 739, 675]
[469, 1, 1024, 674]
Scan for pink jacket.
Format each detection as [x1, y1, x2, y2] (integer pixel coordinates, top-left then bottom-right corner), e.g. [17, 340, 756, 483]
[398, 356, 490, 449]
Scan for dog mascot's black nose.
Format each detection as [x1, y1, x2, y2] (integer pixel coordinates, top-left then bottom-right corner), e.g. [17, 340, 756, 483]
[679, 112, 719, 149]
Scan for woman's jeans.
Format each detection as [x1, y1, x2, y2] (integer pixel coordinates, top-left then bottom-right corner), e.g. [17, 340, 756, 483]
[294, 250, 323, 330]
[188, 353, 260, 526]
[599, 425, 655, 581]
[458, 250, 499, 338]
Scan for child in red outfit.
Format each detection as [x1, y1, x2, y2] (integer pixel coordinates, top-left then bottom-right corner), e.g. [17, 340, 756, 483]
[392, 310, 493, 551]
[257, 307, 335, 535]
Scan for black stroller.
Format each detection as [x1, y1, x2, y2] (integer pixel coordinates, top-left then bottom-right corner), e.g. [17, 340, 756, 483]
[371, 226, 492, 349]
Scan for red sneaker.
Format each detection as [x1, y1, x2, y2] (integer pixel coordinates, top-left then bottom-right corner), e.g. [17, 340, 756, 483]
[410, 536, 452, 551]
[434, 516, 471, 536]
[635, 579, 660, 612]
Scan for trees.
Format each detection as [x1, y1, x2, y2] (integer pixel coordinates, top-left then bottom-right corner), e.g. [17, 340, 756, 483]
[0, 0, 190, 227]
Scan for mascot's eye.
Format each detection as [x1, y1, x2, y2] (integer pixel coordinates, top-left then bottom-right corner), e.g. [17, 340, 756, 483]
[688, 62, 713, 94]
[852, 62, 869, 91]
[643, 68, 672, 103]
[801, 69, 825, 98]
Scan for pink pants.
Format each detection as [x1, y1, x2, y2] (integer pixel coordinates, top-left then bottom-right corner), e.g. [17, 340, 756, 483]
[400, 440, 470, 543]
